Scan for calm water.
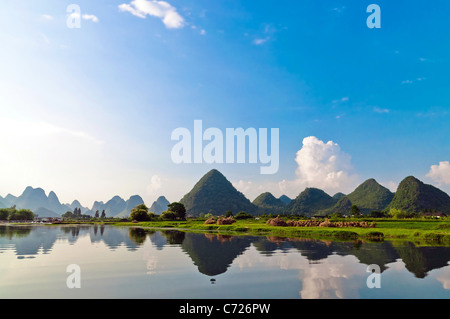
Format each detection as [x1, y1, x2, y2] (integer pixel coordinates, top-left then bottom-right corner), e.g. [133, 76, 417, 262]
[0, 225, 449, 299]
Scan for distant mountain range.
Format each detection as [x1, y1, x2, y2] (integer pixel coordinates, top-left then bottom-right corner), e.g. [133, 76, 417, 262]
[2, 170, 450, 218]
[0, 187, 157, 218]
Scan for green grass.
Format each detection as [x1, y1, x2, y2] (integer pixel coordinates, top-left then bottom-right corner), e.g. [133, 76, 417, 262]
[112, 217, 450, 245]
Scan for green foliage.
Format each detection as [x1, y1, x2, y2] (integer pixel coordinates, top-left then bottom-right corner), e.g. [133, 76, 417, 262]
[167, 202, 186, 220]
[388, 208, 414, 219]
[370, 211, 388, 218]
[161, 210, 177, 221]
[225, 210, 233, 217]
[130, 204, 151, 221]
[0, 207, 34, 221]
[350, 205, 361, 216]
[235, 211, 254, 220]
[62, 211, 74, 219]
[62, 208, 92, 220]
[0, 209, 9, 220]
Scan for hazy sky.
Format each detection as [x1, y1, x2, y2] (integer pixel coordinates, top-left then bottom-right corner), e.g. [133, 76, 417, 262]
[1, 0, 449, 207]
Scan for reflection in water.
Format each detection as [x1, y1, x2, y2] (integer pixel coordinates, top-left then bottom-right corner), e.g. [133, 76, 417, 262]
[0, 225, 449, 298]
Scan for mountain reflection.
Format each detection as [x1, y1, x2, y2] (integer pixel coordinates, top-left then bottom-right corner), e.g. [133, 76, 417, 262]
[1, 225, 449, 280]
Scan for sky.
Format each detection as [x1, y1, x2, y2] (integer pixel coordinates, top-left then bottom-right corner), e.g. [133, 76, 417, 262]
[0, 0, 449, 208]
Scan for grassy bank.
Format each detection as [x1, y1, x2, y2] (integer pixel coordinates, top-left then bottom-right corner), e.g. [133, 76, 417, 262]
[112, 217, 450, 245]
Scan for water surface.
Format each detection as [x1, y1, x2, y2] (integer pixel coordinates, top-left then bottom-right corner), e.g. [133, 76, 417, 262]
[0, 225, 449, 299]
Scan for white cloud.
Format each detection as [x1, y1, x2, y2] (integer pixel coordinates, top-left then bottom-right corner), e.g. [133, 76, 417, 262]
[253, 37, 270, 45]
[426, 161, 450, 185]
[82, 14, 99, 23]
[373, 107, 389, 114]
[332, 97, 349, 104]
[294, 136, 359, 193]
[234, 136, 360, 200]
[119, 0, 185, 29]
[41, 14, 53, 20]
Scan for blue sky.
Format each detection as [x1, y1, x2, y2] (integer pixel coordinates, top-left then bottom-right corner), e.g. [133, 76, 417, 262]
[1, 0, 449, 206]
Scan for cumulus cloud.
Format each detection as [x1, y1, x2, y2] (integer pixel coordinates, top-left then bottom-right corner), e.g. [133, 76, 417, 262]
[234, 136, 360, 200]
[119, 0, 185, 29]
[426, 161, 450, 185]
[293, 136, 359, 193]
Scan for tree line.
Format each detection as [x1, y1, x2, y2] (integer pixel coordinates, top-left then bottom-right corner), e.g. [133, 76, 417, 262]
[129, 202, 186, 221]
[0, 206, 34, 221]
[62, 207, 106, 220]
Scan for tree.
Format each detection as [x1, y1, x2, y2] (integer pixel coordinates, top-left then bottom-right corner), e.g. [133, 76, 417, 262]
[389, 208, 409, 219]
[95, 210, 99, 218]
[225, 210, 233, 217]
[167, 202, 186, 220]
[161, 210, 177, 220]
[130, 204, 150, 221]
[350, 205, 362, 217]
[235, 211, 253, 220]
[330, 212, 343, 219]
[7, 208, 34, 221]
[0, 208, 9, 220]
[62, 211, 74, 219]
[101, 210, 106, 218]
[370, 211, 387, 218]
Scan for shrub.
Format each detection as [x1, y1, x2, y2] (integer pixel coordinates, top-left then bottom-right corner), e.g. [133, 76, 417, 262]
[161, 210, 177, 221]
[130, 204, 151, 221]
[129, 210, 150, 222]
[365, 231, 385, 240]
[235, 211, 254, 220]
[388, 208, 408, 219]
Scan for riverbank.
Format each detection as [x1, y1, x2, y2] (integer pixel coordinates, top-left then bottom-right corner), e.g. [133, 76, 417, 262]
[112, 218, 450, 246]
[5, 217, 449, 245]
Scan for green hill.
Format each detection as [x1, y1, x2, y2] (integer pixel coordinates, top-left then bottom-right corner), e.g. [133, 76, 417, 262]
[284, 188, 337, 216]
[345, 178, 394, 214]
[387, 176, 450, 214]
[278, 195, 292, 205]
[179, 169, 258, 216]
[320, 196, 353, 215]
[321, 178, 394, 215]
[252, 192, 286, 214]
